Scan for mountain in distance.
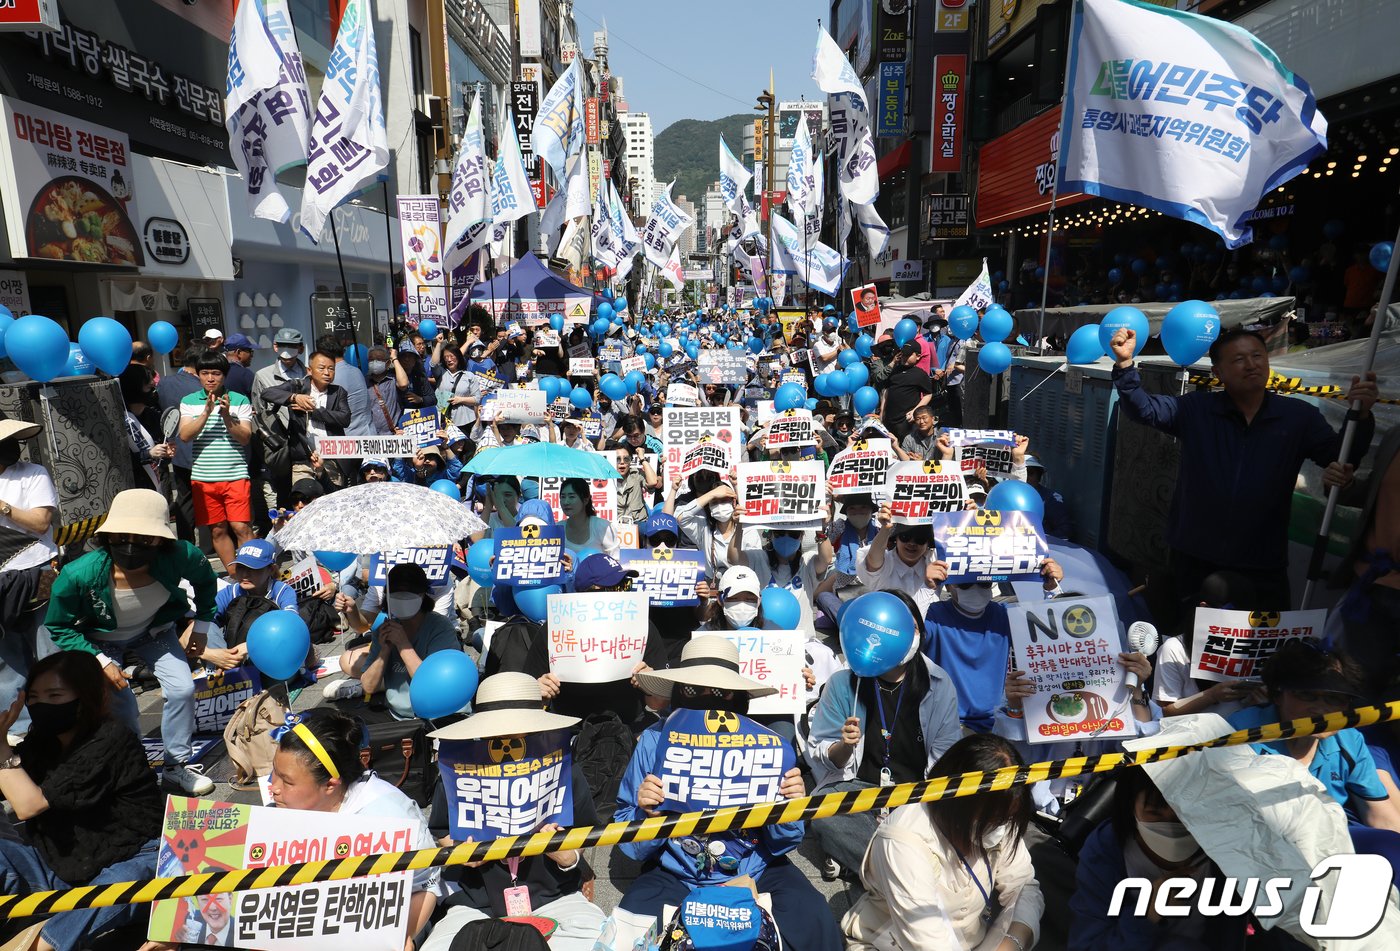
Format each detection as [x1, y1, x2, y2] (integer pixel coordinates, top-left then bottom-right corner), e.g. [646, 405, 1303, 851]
[652, 113, 753, 214]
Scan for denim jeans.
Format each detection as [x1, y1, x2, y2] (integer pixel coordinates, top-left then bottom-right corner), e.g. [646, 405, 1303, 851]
[106, 626, 196, 764]
[810, 779, 881, 872]
[0, 837, 158, 951]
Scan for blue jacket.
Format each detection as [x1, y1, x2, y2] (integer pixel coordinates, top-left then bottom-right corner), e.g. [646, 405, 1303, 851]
[616, 720, 803, 883]
[922, 600, 1013, 733]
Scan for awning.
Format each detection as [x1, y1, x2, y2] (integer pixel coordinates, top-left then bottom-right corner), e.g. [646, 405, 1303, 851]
[878, 141, 912, 180]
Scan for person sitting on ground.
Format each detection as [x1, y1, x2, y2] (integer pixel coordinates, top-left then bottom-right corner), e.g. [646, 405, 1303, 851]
[198, 538, 298, 671]
[1152, 571, 1268, 718]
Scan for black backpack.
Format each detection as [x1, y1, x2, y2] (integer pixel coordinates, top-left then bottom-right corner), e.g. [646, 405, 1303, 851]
[573, 711, 635, 823]
[221, 593, 279, 648]
[297, 595, 340, 645]
[444, 919, 549, 951]
[483, 616, 546, 678]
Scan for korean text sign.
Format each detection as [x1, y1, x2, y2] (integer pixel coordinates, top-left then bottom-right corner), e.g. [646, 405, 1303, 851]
[933, 509, 1047, 582]
[828, 439, 895, 496]
[889, 461, 966, 523]
[652, 709, 796, 812]
[1008, 595, 1137, 744]
[149, 797, 413, 950]
[680, 439, 733, 481]
[493, 525, 565, 587]
[492, 389, 547, 423]
[315, 434, 418, 459]
[193, 666, 261, 734]
[370, 548, 451, 586]
[698, 350, 749, 384]
[539, 476, 616, 525]
[621, 548, 705, 607]
[736, 460, 826, 525]
[396, 407, 442, 448]
[437, 729, 573, 840]
[663, 406, 742, 483]
[766, 409, 816, 448]
[1189, 608, 1326, 683]
[706, 629, 805, 716]
[546, 591, 648, 682]
[945, 428, 1016, 476]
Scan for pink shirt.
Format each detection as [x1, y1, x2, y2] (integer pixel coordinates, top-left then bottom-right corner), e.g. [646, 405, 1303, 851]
[915, 335, 938, 375]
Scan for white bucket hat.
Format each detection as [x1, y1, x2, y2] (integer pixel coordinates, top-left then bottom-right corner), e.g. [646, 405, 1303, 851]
[428, 672, 579, 741]
[0, 415, 41, 443]
[94, 488, 176, 541]
[634, 635, 776, 699]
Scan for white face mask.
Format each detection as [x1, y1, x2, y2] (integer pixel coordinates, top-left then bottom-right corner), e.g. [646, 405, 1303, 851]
[723, 602, 759, 628]
[953, 586, 994, 615]
[846, 511, 872, 530]
[386, 592, 423, 620]
[1137, 820, 1200, 864]
[709, 501, 735, 523]
[982, 823, 1010, 850]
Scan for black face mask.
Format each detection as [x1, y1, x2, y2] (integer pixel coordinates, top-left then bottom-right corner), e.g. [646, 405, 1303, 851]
[27, 698, 81, 734]
[108, 542, 157, 570]
[0, 442, 21, 467]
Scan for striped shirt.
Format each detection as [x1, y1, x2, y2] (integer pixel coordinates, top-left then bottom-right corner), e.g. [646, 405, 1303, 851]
[180, 391, 253, 483]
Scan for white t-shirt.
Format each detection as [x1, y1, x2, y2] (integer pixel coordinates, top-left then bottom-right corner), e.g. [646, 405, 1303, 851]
[338, 774, 441, 892]
[0, 461, 58, 571]
[1152, 635, 1246, 716]
[741, 549, 821, 637]
[306, 386, 330, 439]
[563, 515, 619, 557]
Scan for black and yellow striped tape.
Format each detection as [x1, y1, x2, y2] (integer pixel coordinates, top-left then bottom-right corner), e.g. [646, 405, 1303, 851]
[1, 701, 1395, 920]
[1188, 372, 1400, 405]
[53, 514, 105, 547]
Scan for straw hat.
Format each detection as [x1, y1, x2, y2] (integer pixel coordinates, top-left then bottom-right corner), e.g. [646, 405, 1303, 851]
[94, 488, 176, 541]
[0, 415, 40, 443]
[428, 672, 579, 741]
[634, 635, 776, 699]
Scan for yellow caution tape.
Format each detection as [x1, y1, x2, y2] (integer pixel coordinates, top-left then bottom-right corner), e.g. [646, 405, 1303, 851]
[2, 701, 1396, 920]
[1187, 372, 1400, 405]
[52, 513, 106, 547]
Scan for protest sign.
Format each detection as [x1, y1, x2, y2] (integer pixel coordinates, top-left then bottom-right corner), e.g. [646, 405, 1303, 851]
[680, 887, 764, 951]
[780, 370, 807, 389]
[149, 798, 414, 949]
[546, 591, 648, 682]
[667, 382, 699, 406]
[699, 350, 748, 385]
[599, 343, 624, 365]
[828, 439, 896, 496]
[539, 476, 616, 524]
[663, 406, 742, 483]
[569, 357, 596, 377]
[493, 389, 548, 423]
[283, 555, 323, 599]
[144, 738, 219, 769]
[548, 397, 573, 422]
[679, 438, 733, 481]
[396, 407, 442, 448]
[753, 400, 778, 426]
[621, 355, 647, 376]
[705, 629, 805, 716]
[889, 461, 967, 523]
[1189, 608, 1327, 683]
[1008, 596, 1137, 744]
[736, 460, 825, 525]
[852, 282, 882, 329]
[766, 409, 816, 448]
[369, 548, 451, 586]
[579, 410, 604, 440]
[472, 368, 503, 392]
[933, 509, 1048, 583]
[664, 355, 697, 378]
[652, 709, 796, 811]
[535, 329, 560, 348]
[437, 730, 573, 840]
[493, 525, 566, 586]
[622, 548, 705, 607]
[314, 434, 419, 459]
[945, 428, 1017, 476]
[193, 666, 262, 735]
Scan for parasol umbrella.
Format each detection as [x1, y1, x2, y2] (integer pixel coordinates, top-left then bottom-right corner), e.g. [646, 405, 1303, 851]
[272, 482, 487, 554]
[461, 442, 621, 480]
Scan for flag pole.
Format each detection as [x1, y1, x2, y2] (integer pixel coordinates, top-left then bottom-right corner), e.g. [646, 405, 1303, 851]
[329, 214, 360, 355]
[1035, 0, 1083, 354]
[1301, 217, 1399, 609]
[381, 180, 400, 330]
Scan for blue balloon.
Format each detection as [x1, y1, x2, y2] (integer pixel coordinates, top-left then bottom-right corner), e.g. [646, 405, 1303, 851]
[1131, 258, 1148, 276]
[804, 398, 818, 411]
[429, 478, 461, 501]
[409, 650, 479, 719]
[466, 539, 494, 586]
[774, 382, 806, 412]
[598, 302, 615, 321]
[1035, 266, 1046, 280]
[979, 342, 1012, 375]
[246, 611, 311, 681]
[59, 344, 94, 378]
[643, 353, 656, 371]
[591, 318, 610, 337]
[570, 386, 593, 410]
[658, 322, 672, 336]
[828, 369, 851, 396]
[625, 370, 646, 393]
[148, 320, 179, 355]
[948, 305, 979, 340]
[0, 308, 12, 359]
[615, 297, 628, 311]
[845, 363, 869, 389]
[345, 343, 369, 372]
[636, 344, 648, 355]
[314, 550, 357, 572]
[1288, 266, 1311, 284]
[1267, 235, 1289, 253]
[1107, 267, 1122, 285]
[839, 592, 917, 678]
[985, 480, 1045, 521]
[761, 587, 801, 629]
[838, 348, 860, 368]
[602, 287, 615, 300]
[600, 373, 628, 401]
[813, 373, 834, 398]
[854, 334, 874, 358]
[1065, 324, 1105, 365]
[7, 315, 71, 382]
[893, 318, 919, 347]
[853, 385, 880, 416]
[77, 317, 133, 375]
[1161, 299, 1220, 367]
[1372, 242, 1394, 273]
[686, 343, 700, 360]
[747, 337, 764, 354]
[658, 342, 673, 358]
[515, 583, 561, 622]
[550, 313, 564, 332]
[1251, 276, 1268, 293]
[418, 319, 439, 341]
[1098, 306, 1149, 356]
[980, 306, 1013, 343]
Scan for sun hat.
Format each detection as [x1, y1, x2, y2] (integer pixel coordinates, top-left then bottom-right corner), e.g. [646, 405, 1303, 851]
[95, 488, 176, 540]
[0, 413, 41, 443]
[634, 635, 776, 699]
[428, 672, 580, 741]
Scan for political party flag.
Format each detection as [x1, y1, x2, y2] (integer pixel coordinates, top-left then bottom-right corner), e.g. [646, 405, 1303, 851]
[640, 180, 694, 270]
[803, 150, 825, 243]
[719, 135, 752, 215]
[489, 107, 536, 250]
[812, 25, 864, 99]
[662, 245, 685, 289]
[828, 91, 879, 206]
[854, 200, 889, 259]
[837, 194, 851, 258]
[954, 258, 995, 311]
[534, 58, 585, 180]
[299, 0, 388, 241]
[771, 213, 846, 296]
[786, 117, 815, 218]
[1059, 0, 1327, 249]
[443, 94, 491, 273]
[225, 0, 312, 223]
[607, 179, 641, 276]
[562, 147, 591, 221]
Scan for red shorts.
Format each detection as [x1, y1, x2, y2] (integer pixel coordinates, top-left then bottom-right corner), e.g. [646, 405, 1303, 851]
[192, 479, 252, 526]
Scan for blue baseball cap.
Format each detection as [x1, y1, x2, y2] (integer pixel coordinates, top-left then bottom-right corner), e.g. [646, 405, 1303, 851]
[224, 333, 256, 351]
[232, 539, 277, 570]
[574, 553, 638, 592]
[360, 457, 389, 471]
[517, 499, 556, 527]
[641, 511, 679, 538]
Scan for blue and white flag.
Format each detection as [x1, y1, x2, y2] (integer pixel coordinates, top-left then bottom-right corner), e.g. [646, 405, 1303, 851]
[719, 135, 752, 216]
[854, 201, 889, 259]
[954, 259, 995, 311]
[533, 58, 585, 181]
[299, 0, 388, 241]
[1059, 0, 1326, 249]
[489, 107, 536, 253]
[828, 91, 879, 206]
[443, 94, 491, 272]
[607, 179, 641, 277]
[563, 148, 591, 221]
[225, 0, 311, 223]
[640, 181, 693, 270]
[803, 150, 825, 244]
[771, 212, 846, 296]
[812, 26, 864, 99]
[786, 117, 815, 218]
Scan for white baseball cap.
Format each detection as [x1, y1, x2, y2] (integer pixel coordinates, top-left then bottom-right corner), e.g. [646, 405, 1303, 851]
[717, 565, 761, 601]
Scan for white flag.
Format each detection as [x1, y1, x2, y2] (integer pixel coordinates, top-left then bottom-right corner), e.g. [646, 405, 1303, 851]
[770, 213, 846, 296]
[829, 91, 879, 206]
[1060, 0, 1327, 248]
[225, 0, 312, 223]
[533, 58, 585, 180]
[490, 108, 536, 229]
[608, 179, 641, 277]
[719, 135, 752, 215]
[803, 150, 825, 244]
[662, 246, 685, 289]
[954, 259, 995, 312]
[812, 26, 864, 98]
[786, 117, 816, 218]
[639, 181, 693, 270]
[837, 194, 851, 257]
[299, 0, 388, 241]
[443, 94, 491, 272]
[854, 201, 889, 259]
[563, 149, 591, 221]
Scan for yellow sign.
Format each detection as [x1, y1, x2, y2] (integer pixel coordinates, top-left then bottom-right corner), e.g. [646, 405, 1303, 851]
[753, 119, 764, 161]
[935, 0, 969, 33]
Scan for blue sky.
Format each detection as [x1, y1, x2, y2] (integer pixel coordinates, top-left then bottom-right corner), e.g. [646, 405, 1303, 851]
[572, 0, 830, 132]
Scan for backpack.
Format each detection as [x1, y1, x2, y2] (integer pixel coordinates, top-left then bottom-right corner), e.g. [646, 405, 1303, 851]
[573, 711, 635, 823]
[298, 595, 340, 645]
[222, 688, 289, 789]
[443, 919, 549, 950]
[221, 593, 280, 648]
[658, 893, 781, 951]
[483, 616, 546, 678]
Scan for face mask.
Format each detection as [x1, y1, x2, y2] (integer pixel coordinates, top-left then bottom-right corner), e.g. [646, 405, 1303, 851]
[108, 542, 156, 570]
[0, 442, 20, 467]
[367, 360, 388, 376]
[1137, 820, 1200, 864]
[954, 586, 993, 615]
[709, 502, 735, 523]
[771, 535, 801, 559]
[387, 592, 423, 619]
[598, 400, 612, 413]
[27, 698, 81, 735]
[723, 602, 759, 628]
[278, 349, 298, 361]
[846, 511, 872, 530]
[982, 823, 1010, 850]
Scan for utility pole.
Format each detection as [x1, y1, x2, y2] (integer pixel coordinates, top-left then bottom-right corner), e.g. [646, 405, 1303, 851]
[754, 72, 776, 250]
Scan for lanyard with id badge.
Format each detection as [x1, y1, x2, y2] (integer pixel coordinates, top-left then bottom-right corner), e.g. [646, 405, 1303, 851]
[503, 857, 532, 915]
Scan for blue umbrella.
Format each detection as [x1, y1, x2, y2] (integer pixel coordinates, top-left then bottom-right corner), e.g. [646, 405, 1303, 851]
[462, 442, 622, 479]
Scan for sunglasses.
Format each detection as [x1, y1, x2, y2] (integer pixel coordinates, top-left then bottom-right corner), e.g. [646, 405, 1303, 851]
[894, 533, 929, 545]
[954, 582, 994, 590]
